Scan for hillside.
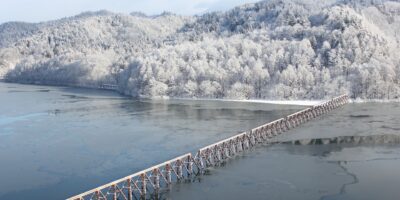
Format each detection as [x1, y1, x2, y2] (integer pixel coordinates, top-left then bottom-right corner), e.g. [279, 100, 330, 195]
[1, 0, 400, 100]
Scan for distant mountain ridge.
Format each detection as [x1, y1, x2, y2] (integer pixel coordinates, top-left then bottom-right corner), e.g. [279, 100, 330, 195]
[1, 0, 399, 100]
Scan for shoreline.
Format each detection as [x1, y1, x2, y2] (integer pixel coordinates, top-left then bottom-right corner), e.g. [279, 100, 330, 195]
[162, 97, 323, 106]
[1, 81, 399, 105]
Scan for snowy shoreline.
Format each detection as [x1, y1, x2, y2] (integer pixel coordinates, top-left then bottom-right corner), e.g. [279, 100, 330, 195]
[202, 98, 322, 106]
[154, 96, 323, 106]
[2, 80, 399, 105]
[351, 99, 400, 103]
[151, 96, 400, 106]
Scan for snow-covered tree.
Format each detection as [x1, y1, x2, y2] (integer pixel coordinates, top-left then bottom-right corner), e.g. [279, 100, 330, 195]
[1, 0, 400, 100]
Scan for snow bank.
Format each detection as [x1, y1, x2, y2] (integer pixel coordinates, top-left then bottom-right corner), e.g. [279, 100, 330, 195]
[350, 98, 400, 103]
[219, 99, 322, 106]
[169, 97, 322, 106]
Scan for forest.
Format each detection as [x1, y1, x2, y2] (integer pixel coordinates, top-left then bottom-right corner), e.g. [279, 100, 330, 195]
[1, 0, 399, 100]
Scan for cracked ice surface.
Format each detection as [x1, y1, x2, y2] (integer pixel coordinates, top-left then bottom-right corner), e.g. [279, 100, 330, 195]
[166, 145, 400, 200]
[166, 103, 400, 200]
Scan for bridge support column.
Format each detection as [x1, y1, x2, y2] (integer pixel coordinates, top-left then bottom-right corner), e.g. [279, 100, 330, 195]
[165, 164, 172, 184]
[280, 121, 286, 132]
[237, 138, 243, 152]
[112, 184, 117, 200]
[127, 178, 133, 200]
[207, 149, 213, 166]
[176, 160, 183, 179]
[187, 155, 193, 175]
[243, 135, 249, 150]
[94, 190, 100, 200]
[152, 169, 160, 191]
[140, 174, 146, 197]
[250, 132, 256, 146]
[216, 147, 222, 162]
[224, 143, 230, 158]
[301, 113, 306, 124]
[273, 123, 278, 134]
[230, 141, 236, 155]
[267, 127, 272, 138]
[260, 128, 266, 140]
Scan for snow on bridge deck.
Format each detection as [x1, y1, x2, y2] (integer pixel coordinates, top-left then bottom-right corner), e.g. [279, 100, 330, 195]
[67, 94, 349, 200]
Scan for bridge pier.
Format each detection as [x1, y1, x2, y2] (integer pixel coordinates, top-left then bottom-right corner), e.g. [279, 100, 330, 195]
[127, 178, 133, 200]
[165, 164, 172, 184]
[140, 174, 146, 197]
[152, 169, 160, 191]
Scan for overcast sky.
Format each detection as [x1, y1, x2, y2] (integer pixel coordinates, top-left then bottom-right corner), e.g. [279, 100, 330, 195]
[0, 0, 259, 23]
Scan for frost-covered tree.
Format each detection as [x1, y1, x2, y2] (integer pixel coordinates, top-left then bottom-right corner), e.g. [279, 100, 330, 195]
[1, 0, 400, 100]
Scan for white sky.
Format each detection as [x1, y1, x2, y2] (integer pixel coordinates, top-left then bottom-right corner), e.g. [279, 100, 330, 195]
[0, 0, 259, 23]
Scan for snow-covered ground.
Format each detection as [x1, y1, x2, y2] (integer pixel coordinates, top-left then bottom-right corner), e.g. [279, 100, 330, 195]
[220, 99, 323, 106]
[351, 98, 400, 103]
[165, 97, 322, 106]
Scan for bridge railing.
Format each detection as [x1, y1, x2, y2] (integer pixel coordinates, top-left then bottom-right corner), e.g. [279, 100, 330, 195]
[68, 153, 201, 200]
[194, 94, 349, 168]
[67, 94, 349, 200]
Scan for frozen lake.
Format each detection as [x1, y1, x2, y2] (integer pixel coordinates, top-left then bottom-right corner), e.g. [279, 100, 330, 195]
[0, 82, 399, 200]
[167, 102, 400, 200]
[167, 144, 400, 200]
[0, 82, 303, 200]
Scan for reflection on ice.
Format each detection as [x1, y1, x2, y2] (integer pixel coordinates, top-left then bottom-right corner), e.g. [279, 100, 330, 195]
[279, 134, 400, 145]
